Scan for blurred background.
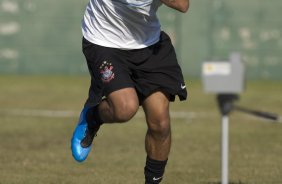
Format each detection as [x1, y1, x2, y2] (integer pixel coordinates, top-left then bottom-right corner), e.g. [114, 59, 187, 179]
[1, 0, 282, 79]
[0, 0, 282, 184]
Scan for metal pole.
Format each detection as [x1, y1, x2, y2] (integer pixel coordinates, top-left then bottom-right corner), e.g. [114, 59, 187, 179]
[221, 115, 229, 184]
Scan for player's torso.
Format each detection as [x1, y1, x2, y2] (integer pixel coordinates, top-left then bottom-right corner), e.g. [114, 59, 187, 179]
[82, 0, 162, 49]
[111, 0, 157, 14]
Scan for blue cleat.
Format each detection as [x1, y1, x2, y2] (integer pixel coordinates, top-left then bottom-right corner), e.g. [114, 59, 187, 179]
[71, 107, 99, 162]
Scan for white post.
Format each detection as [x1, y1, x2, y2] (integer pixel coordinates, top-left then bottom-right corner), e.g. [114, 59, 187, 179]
[222, 115, 229, 184]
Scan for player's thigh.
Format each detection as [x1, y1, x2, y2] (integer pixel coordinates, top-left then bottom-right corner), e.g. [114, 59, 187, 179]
[106, 87, 139, 119]
[142, 91, 170, 130]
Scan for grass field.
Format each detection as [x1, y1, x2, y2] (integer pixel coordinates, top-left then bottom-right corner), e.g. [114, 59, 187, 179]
[0, 75, 281, 184]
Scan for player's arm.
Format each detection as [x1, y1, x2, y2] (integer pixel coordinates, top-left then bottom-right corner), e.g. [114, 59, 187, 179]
[160, 0, 190, 13]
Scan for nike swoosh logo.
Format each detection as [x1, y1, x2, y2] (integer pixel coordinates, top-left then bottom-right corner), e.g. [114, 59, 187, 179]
[153, 176, 162, 181]
[181, 84, 186, 89]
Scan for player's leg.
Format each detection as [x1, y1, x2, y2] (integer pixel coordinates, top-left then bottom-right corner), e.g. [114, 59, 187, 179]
[71, 87, 139, 162]
[142, 91, 171, 184]
[90, 87, 139, 124]
[71, 37, 139, 162]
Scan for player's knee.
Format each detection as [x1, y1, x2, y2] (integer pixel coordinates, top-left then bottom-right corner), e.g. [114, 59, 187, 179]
[148, 117, 171, 140]
[114, 100, 139, 122]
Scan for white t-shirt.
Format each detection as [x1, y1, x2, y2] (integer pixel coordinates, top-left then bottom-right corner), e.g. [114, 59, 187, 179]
[82, 0, 162, 49]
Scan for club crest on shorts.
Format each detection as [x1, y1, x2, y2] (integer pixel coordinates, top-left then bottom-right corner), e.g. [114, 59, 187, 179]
[100, 61, 115, 83]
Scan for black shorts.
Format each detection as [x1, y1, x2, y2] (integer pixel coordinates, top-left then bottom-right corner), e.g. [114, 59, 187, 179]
[82, 31, 188, 106]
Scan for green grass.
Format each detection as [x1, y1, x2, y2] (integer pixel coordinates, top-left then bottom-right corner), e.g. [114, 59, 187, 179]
[0, 75, 282, 184]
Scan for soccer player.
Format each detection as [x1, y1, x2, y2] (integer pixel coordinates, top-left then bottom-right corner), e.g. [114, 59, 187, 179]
[71, 0, 189, 183]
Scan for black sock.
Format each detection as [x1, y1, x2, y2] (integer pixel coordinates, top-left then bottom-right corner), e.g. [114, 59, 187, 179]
[86, 106, 104, 128]
[144, 156, 168, 184]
